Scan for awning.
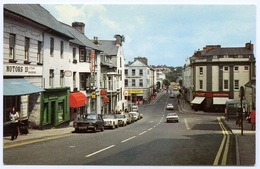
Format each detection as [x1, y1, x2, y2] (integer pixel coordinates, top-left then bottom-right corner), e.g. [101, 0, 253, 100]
[213, 97, 229, 105]
[191, 97, 205, 104]
[70, 92, 88, 108]
[4, 78, 45, 96]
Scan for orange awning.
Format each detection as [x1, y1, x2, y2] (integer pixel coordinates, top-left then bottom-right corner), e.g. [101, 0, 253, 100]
[70, 92, 88, 108]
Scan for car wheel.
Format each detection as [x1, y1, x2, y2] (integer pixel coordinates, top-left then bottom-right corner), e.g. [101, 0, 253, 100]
[101, 126, 104, 132]
[74, 128, 79, 132]
[112, 123, 115, 129]
[93, 126, 97, 133]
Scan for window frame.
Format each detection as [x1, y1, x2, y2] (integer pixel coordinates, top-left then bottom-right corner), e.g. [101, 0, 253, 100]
[24, 37, 30, 61]
[9, 34, 16, 59]
[50, 37, 54, 57]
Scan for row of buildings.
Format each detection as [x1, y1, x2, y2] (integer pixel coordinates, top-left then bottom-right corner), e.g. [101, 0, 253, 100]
[4, 4, 121, 128]
[182, 43, 256, 113]
[3, 4, 161, 130]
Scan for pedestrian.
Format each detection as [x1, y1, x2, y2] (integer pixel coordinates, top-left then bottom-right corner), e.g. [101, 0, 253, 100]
[250, 107, 256, 131]
[9, 106, 20, 140]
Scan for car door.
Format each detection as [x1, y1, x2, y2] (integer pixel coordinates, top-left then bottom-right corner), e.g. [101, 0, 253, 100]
[98, 114, 103, 128]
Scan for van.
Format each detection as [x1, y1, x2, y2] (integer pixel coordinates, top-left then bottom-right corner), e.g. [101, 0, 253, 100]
[225, 99, 249, 119]
[132, 105, 138, 112]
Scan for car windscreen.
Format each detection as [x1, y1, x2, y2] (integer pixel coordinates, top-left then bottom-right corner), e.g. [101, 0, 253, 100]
[115, 114, 123, 118]
[86, 114, 97, 120]
[103, 115, 114, 119]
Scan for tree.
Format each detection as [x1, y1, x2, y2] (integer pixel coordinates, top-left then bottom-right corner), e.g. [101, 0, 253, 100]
[163, 79, 171, 88]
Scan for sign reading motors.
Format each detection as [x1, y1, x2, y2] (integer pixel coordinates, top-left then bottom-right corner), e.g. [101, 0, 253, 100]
[4, 64, 42, 76]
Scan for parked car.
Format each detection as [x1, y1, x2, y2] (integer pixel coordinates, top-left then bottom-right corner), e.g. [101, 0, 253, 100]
[166, 113, 179, 123]
[115, 114, 127, 127]
[103, 114, 118, 129]
[73, 113, 105, 132]
[125, 113, 134, 124]
[166, 103, 174, 110]
[132, 105, 139, 112]
[129, 112, 140, 121]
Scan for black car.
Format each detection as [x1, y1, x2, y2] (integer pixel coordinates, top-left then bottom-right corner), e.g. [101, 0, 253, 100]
[73, 113, 105, 133]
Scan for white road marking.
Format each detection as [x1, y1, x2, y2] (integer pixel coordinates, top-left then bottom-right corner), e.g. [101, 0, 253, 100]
[139, 131, 147, 135]
[121, 136, 136, 143]
[85, 145, 115, 157]
[148, 128, 153, 131]
[184, 118, 191, 130]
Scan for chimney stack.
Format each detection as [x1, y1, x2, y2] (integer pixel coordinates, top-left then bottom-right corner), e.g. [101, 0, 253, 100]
[72, 22, 85, 34]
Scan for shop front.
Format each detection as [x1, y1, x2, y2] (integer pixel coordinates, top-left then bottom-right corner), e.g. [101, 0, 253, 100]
[191, 91, 229, 112]
[70, 91, 88, 122]
[3, 78, 44, 135]
[41, 88, 70, 129]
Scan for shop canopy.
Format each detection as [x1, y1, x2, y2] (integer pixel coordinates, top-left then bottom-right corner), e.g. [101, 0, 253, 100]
[70, 92, 88, 108]
[191, 97, 205, 104]
[213, 97, 229, 105]
[4, 78, 44, 96]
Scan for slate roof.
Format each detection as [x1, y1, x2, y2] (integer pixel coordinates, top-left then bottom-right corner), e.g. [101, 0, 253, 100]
[4, 4, 73, 39]
[97, 40, 119, 56]
[203, 47, 253, 56]
[60, 22, 101, 51]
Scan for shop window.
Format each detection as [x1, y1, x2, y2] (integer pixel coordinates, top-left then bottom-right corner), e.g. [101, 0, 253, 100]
[58, 102, 64, 123]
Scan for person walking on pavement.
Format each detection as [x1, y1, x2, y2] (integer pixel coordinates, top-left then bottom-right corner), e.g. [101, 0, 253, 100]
[250, 107, 256, 131]
[9, 106, 20, 141]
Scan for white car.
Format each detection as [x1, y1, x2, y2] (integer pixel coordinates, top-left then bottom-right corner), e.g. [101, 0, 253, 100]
[166, 103, 174, 110]
[132, 105, 139, 112]
[129, 112, 140, 121]
[115, 114, 127, 127]
[166, 113, 179, 123]
[103, 114, 118, 129]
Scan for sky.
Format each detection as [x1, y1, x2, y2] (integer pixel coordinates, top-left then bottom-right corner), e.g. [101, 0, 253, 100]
[3, 1, 259, 67]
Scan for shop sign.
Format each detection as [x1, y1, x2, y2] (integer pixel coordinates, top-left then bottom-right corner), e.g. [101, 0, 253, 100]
[127, 90, 143, 94]
[91, 92, 96, 99]
[100, 89, 107, 96]
[4, 64, 42, 76]
[103, 96, 109, 103]
[64, 70, 72, 77]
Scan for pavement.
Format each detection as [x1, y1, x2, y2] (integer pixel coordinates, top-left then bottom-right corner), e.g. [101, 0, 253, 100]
[3, 91, 257, 166]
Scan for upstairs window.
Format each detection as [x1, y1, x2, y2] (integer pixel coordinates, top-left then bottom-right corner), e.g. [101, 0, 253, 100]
[199, 67, 203, 75]
[9, 34, 15, 59]
[244, 66, 249, 71]
[234, 80, 239, 90]
[125, 79, 128, 87]
[37, 41, 43, 63]
[79, 48, 85, 62]
[139, 79, 143, 87]
[139, 69, 143, 76]
[132, 69, 136, 76]
[199, 80, 203, 90]
[224, 66, 229, 72]
[224, 80, 229, 90]
[125, 69, 128, 76]
[24, 37, 30, 61]
[49, 69, 54, 87]
[234, 66, 239, 72]
[50, 37, 54, 57]
[60, 70, 64, 87]
[60, 41, 64, 58]
[132, 79, 136, 87]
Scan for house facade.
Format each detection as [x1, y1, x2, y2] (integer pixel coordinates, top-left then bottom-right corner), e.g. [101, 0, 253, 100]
[3, 4, 126, 131]
[125, 57, 156, 107]
[182, 43, 255, 112]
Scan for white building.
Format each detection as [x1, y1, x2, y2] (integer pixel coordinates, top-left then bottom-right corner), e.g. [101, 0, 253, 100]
[125, 57, 156, 106]
[183, 43, 255, 112]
